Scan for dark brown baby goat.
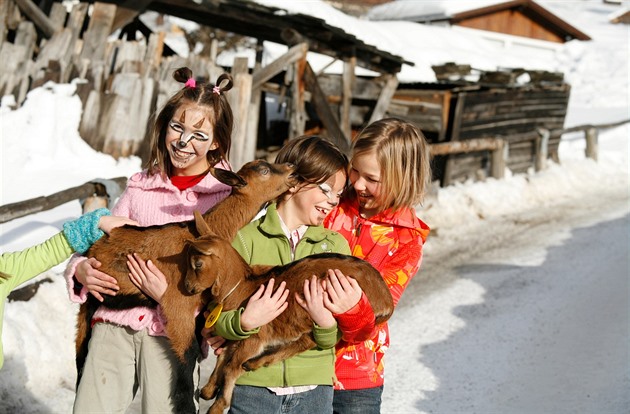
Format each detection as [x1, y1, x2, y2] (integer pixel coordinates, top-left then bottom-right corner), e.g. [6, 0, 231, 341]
[76, 159, 297, 413]
[184, 211, 395, 414]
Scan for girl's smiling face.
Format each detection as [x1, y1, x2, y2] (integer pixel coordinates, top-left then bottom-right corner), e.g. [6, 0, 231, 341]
[279, 169, 347, 230]
[350, 150, 383, 218]
[166, 104, 217, 176]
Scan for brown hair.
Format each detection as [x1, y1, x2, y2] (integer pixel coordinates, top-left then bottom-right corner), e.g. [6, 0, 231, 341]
[352, 118, 431, 212]
[275, 135, 349, 186]
[146, 67, 234, 177]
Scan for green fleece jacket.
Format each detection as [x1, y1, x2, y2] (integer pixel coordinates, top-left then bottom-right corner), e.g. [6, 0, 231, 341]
[0, 208, 110, 369]
[214, 203, 351, 387]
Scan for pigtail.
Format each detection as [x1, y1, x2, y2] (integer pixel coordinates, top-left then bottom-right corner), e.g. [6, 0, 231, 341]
[213, 73, 233, 95]
[173, 67, 194, 85]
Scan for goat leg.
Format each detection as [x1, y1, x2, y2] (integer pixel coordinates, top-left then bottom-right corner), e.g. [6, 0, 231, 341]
[200, 348, 231, 400]
[75, 297, 100, 386]
[161, 289, 201, 362]
[171, 339, 201, 414]
[206, 339, 266, 414]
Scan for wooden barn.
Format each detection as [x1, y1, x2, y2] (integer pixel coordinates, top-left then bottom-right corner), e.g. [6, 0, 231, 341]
[0, 0, 582, 188]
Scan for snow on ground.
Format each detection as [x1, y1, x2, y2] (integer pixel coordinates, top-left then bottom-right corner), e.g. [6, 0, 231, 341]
[0, 0, 628, 412]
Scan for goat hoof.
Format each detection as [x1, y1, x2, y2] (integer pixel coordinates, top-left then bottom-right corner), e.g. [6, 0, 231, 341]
[209, 400, 226, 414]
[200, 384, 218, 400]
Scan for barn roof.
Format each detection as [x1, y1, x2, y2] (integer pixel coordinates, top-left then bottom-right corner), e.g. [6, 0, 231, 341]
[91, 0, 411, 74]
[368, 0, 591, 42]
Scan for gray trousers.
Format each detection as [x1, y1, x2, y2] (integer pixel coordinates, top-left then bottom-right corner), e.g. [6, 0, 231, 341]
[73, 322, 199, 414]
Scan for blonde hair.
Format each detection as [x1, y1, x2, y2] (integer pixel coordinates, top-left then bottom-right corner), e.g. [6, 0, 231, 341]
[146, 68, 234, 177]
[352, 118, 431, 212]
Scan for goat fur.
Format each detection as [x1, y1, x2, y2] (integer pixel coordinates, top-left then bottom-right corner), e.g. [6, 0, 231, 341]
[76, 160, 296, 413]
[184, 212, 395, 414]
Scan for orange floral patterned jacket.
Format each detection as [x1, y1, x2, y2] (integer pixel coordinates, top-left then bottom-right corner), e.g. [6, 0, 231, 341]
[324, 197, 429, 390]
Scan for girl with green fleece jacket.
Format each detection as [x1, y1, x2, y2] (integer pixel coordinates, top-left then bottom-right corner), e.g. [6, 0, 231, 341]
[212, 136, 351, 413]
[0, 208, 136, 369]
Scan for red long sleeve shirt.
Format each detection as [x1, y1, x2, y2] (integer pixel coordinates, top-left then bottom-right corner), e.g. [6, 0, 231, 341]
[324, 197, 429, 390]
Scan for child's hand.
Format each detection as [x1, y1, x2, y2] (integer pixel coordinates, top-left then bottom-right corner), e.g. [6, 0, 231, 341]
[98, 216, 139, 234]
[295, 275, 335, 328]
[76, 257, 119, 302]
[127, 253, 168, 304]
[240, 279, 288, 331]
[205, 334, 227, 356]
[322, 269, 363, 314]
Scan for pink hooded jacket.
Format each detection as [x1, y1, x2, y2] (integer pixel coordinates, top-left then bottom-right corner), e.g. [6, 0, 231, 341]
[64, 163, 231, 336]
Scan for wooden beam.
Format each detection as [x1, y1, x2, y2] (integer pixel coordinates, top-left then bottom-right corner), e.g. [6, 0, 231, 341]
[252, 42, 308, 90]
[431, 138, 507, 180]
[14, 0, 56, 38]
[303, 62, 350, 154]
[111, 0, 153, 33]
[0, 177, 128, 224]
[368, 74, 399, 124]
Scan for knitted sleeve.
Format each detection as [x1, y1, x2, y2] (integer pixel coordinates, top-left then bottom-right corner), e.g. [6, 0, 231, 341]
[62, 208, 111, 254]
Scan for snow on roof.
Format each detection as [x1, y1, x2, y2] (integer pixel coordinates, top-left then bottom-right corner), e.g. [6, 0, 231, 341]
[367, 0, 505, 21]
[250, 0, 560, 83]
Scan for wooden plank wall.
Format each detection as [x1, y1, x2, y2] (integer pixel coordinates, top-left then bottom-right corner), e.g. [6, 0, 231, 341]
[457, 10, 564, 43]
[447, 84, 570, 183]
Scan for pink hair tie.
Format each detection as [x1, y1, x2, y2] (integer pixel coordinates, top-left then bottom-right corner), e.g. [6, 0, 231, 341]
[185, 78, 196, 88]
[212, 85, 221, 95]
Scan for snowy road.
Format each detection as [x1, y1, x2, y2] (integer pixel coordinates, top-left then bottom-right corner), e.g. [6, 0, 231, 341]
[382, 170, 629, 413]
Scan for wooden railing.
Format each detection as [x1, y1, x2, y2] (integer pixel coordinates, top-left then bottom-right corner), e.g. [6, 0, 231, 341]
[0, 177, 127, 224]
[430, 118, 629, 184]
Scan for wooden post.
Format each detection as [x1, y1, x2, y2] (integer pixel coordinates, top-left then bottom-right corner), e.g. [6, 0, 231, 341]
[535, 128, 549, 171]
[229, 57, 252, 170]
[341, 57, 355, 140]
[289, 57, 306, 139]
[490, 139, 508, 179]
[442, 92, 467, 187]
[585, 127, 598, 161]
[244, 38, 265, 166]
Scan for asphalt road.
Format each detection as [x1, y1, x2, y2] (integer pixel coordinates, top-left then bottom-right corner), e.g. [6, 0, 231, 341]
[384, 213, 629, 414]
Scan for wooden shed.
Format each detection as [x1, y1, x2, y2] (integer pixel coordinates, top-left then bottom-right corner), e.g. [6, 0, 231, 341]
[386, 67, 570, 185]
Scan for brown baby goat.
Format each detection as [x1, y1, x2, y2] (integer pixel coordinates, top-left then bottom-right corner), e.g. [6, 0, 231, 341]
[77, 160, 297, 413]
[184, 211, 395, 414]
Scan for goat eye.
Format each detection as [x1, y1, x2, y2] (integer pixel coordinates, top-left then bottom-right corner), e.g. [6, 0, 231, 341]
[260, 167, 270, 175]
[194, 260, 203, 270]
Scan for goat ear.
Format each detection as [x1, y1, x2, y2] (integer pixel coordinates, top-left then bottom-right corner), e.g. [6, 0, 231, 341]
[194, 210, 213, 236]
[212, 168, 247, 188]
[188, 238, 215, 255]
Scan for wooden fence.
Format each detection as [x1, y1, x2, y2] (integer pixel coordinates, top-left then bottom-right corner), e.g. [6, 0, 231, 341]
[3, 117, 627, 224]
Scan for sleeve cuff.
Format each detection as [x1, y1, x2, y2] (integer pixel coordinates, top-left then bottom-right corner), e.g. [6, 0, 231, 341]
[62, 208, 111, 254]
